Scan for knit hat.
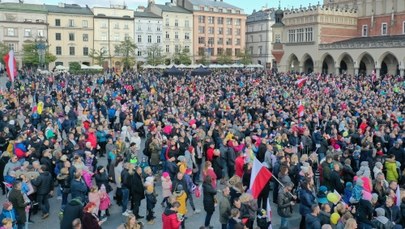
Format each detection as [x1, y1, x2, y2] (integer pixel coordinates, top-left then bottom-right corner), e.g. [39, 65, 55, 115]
[371, 193, 379, 203]
[176, 184, 184, 192]
[185, 168, 192, 175]
[2, 201, 12, 210]
[162, 172, 169, 178]
[345, 182, 353, 188]
[362, 191, 372, 201]
[374, 162, 383, 169]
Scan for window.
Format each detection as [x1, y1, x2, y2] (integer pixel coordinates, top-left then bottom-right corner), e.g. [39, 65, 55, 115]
[137, 25, 141, 31]
[184, 46, 189, 52]
[249, 46, 253, 55]
[250, 35, 253, 42]
[69, 47, 75, 55]
[6, 43, 15, 51]
[226, 48, 232, 55]
[198, 47, 204, 56]
[166, 32, 169, 39]
[83, 34, 88, 41]
[208, 37, 214, 46]
[185, 20, 190, 28]
[125, 34, 130, 40]
[165, 18, 169, 26]
[185, 33, 190, 40]
[217, 48, 223, 55]
[56, 46, 62, 55]
[148, 25, 151, 31]
[208, 27, 214, 34]
[148, 35, 152, 43]
[69, 33, 75, 41]
[199, 26, 205, 34]
[175, 32, 179, 39]
[227, 28, 232, 35]
[235, 48, 240, 56]
[362, 25, 368, 37]
[258, 46, 262, 55]
[69, 19, 74, 27]
[235, 38, 240, 45]
[24, 29, 32, 37]
[219, 9, 223, 13]
[138, 35, 142, 43]
[114, 34, 119, 41]
[218, 27, 223, 35]
[297, 28, 304, 42]
[55, 19, 60, 26]
[101, 22, 107, 28]
[235, 19, 241, 26]
[198, 16, 205, 23]
[226, 18, 232, 25]
[381, 23, 387, 35]
[137, 51, 142, 56]
[235, 28, 241, 36]
[37, 30, 44, 37]
[175, 45, 180, 53]
[6, 28, 16, 37]
[83, 47, 89, 56]
[157, 26, 161, 31]
[157, 36, 161, 43]
[259, 35, 262, 42]
[305, 27, 313, 41]
[208, 16, 214, 24]
[275, 34, 281, 43]
[114, 23, 119, 29]
[226, 38, 232, 45]
[55, 33, 61, 40]
[124, 24, 129, 29]
[101, 32, 107, 41]
[198, 37, 205, 44]
[217, 38, 223, 45]
[166, 45, 170, 53]
[288, 29, 296, 43]
[82, 20, 88, 28]
[217, 17, 224, 24]
[175, 19, 179, 27]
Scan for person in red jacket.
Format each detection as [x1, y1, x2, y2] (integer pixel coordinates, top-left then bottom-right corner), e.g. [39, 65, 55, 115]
[162, 201, 182, 229]
[234, 151, 245, 178]
[86, 127, 98, 149]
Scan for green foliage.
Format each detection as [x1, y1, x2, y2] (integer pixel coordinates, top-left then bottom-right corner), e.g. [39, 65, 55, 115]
[69, 62, 81, 71]
[146, 44, 165, 66]
[198, 54, 209, 65]
[114, 38, 137, 70]
[22, 41, 56, 67]
[217, 53, 233, 65]
[0, 42, 10, 65]
[237, 51, 252, 65]
[89, 48, 107, 66]
[173, 48, 191, 65]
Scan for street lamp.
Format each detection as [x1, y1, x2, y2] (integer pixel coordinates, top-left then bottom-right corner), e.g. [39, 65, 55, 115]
[35, 36, 46, 70]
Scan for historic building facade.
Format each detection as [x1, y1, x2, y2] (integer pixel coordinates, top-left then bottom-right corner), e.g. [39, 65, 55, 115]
[246, 8, 275, 68]
[134, 7, 163, 64]
[92, 6, 134, 69]
[46, 3, 94, 69]
[275, 0, 405, 76]
[177, 0, 246, 63]
[0, 3, 48, 68]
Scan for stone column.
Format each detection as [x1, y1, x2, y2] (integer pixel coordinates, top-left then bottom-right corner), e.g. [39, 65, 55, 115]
[354, 67, 359, 76]
[400, 68, 405, 77]
[335, 65, 340, 75]
[375, 68, 380, 78]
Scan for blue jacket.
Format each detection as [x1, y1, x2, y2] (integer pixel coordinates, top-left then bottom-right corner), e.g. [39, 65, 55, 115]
[0, 208, 16, 229]
[299, 188, 316, 216]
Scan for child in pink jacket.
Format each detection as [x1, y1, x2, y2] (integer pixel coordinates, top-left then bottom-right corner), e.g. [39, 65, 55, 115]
[161, 172, 172, 207]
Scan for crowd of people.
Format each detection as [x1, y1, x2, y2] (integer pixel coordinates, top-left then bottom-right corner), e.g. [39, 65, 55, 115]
[0, 67, 403, 229]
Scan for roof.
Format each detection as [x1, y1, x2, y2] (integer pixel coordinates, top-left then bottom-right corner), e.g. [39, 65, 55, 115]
[155, 4, 192, 14]
[189, 0, 241, 10]
[0, 2, 47, 13]
[45, 4, 93, 15]
[134, 11, 162, 18]
[327, 35, 405, 45]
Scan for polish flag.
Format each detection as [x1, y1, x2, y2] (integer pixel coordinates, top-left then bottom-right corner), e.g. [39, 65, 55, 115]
[3, 50, 17, 82]
[298, 101, 305, 117]
[317, 73, 322, 81]
[295, 77, 308, 88]
[266, 197, 273, 229]
[371, 70, 376, 83]
[249, 157, 272, 199]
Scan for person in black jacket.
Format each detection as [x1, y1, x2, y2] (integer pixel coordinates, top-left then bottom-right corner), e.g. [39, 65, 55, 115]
[277, 182, 295, 229]
[70, 170, 88, 204]
[128, 166, 145, 219]
[356, 194, 374, 229]
[60, 198, 84, 229]
[383, 196, 402, 226]
[330, 163, 344, 194]
[202, 175, 217, 228]
[8, 181, 27, 229]
[31, 165, 54, 219]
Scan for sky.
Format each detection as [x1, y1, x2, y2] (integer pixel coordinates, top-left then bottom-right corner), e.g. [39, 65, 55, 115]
[2, 0, 320, 14]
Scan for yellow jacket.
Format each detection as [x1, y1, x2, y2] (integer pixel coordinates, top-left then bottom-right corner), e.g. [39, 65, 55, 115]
[175, 191, 188, 215]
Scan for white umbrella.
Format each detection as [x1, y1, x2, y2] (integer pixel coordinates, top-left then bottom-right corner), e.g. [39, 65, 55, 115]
[55, 65, 67, 70]
[156, 64, 166, 69]
[142, 64, 153, 69]
[80, 64, 90, 69]
[89, 65, 103, 70]
[178, 64, 186, 68]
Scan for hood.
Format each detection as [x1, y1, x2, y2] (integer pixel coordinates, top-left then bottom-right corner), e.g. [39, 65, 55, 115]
[306, 213, 319, 225]
[69, 198, 83, 206]
[41, 171, 51, 177]
[163, 208, 176, 216]
[375, 216, 389, 224]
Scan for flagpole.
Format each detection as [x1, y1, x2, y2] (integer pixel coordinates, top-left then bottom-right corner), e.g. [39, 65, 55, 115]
[271, 175, 296, 198]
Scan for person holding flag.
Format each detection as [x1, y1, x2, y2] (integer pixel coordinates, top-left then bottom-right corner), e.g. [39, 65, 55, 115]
[2, 50, 17, 91]
[277, 182, 296, 229]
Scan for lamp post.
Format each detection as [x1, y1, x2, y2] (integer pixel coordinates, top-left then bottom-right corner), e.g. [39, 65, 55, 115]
[36, 36, 46, 70]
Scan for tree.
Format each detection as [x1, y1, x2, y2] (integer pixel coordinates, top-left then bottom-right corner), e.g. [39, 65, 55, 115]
[217, 53, 233, 65]
[146, 44, 165, 66]
[22, 41, 56, 67]
[69, 62, 81, 72]
[89, 48, 108, 66]
[0, 42, 10, 65]
[114, 38, 137, 70]
[198, 53, 209, 65]
[174, 48, 192, 65]
[237, 51, 252, 65]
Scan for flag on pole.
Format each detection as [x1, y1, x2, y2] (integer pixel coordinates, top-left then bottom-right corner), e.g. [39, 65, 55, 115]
[298, 101, 305, 117]
[396, 186, 401, 207]
[3, 50, 17, 83]
[266, 197, 273, 229]
[295, 77, 308, 88]
[249, 157, 272, 199]
[371, 69, 376, 83]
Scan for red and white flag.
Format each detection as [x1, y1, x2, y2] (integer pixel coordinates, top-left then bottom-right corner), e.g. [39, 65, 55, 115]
[249, 157, 272, 199]
[3, 50, 17, 83]
[298, 101, 305, 117]
[266, 197, 273, 229]
[371, 70, 376, 83]
[295, 77, 308, 88]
